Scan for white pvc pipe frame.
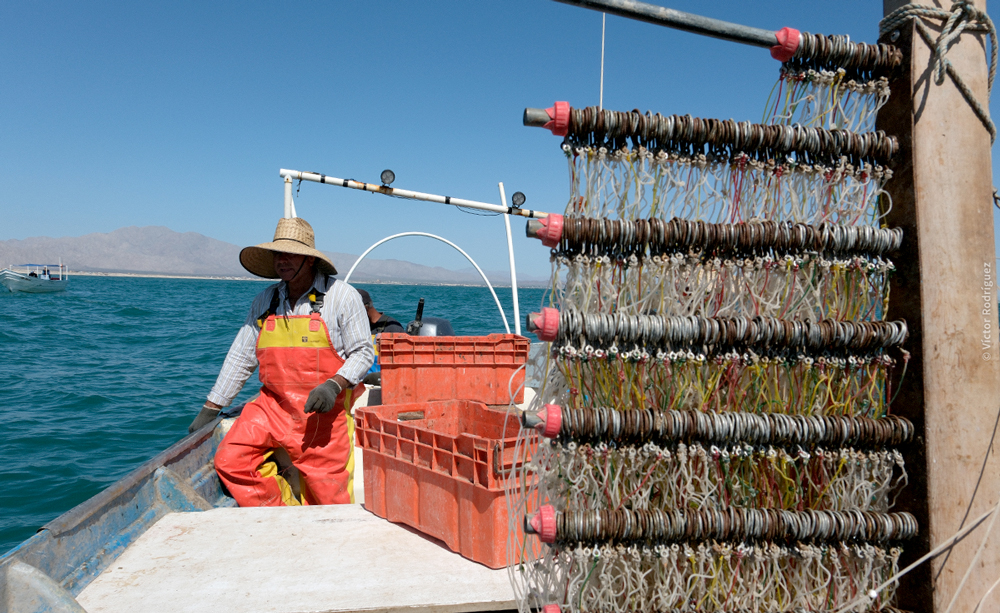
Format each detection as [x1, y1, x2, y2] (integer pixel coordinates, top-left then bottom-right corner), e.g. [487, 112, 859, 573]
[279, 169, 549, 219]
[342, 232, 511, 334]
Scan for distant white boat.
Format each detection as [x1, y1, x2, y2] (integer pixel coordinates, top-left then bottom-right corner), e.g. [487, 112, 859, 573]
[0, 263, 69, 293]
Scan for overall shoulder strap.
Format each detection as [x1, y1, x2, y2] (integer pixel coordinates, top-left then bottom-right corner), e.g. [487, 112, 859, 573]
[256, 286, 282, 329]
[309, 289, 326, 314]
[309, 274, 332, 314]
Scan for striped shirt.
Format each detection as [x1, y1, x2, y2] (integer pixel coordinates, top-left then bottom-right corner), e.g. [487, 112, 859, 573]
[207, 272, 374, 407]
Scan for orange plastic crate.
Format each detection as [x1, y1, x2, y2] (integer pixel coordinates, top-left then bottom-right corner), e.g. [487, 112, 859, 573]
[355, 399, 530, 569]
[378, 334, 530, 405]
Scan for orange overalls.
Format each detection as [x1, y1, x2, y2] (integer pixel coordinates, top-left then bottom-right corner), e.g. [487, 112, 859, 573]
[215, 291, 363, 506]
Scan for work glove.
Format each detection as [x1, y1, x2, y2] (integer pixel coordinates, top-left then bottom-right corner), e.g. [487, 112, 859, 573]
[304, 378, 343, 414]
[362, 371, 381, 386]
[188, 404, 221, 433]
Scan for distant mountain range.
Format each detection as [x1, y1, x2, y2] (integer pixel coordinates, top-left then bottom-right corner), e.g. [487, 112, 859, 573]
[0, 226, 549, 287]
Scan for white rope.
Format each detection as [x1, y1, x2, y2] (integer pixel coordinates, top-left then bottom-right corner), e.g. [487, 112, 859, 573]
[943, 492, 1000, 613]
[972, 571, 1000, 612]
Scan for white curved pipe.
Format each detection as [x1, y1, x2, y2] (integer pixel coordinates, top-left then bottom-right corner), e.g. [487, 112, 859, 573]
[343, 232, 511, 334]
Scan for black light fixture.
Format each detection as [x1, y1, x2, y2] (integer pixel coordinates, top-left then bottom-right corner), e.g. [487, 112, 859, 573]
[380, 169, 395, 186]
[512, 191, 526, 208]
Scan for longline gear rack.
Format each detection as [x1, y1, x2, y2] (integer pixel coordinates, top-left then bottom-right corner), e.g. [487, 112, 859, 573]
[500, 3, 940, 613]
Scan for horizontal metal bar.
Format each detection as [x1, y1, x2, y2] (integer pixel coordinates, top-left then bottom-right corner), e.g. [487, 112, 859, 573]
[524, 107, 552, 127]
[279, 169, 550, 219]
[553, 0, 779, 49]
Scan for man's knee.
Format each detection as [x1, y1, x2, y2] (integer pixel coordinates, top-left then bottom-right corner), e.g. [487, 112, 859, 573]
[214, 439, 240, 476]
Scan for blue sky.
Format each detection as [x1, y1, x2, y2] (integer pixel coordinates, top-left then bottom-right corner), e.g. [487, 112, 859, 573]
[2, 1, 997, 278]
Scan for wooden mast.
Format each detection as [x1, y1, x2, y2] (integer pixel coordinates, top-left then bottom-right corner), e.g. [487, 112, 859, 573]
[878, 1, 1000, 611]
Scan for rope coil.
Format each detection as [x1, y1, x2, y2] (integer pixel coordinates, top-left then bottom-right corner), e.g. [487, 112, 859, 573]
[565, 106, 899, 165]
[551, 407, 914, 447]
[535, 506, 917, 545]
[553, 310, 908, 354]
[553, 217, 903, 260]
[785, 33, 903, 79]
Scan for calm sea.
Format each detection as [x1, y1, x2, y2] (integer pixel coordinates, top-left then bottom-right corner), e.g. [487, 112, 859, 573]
[0, 275, 548, 554]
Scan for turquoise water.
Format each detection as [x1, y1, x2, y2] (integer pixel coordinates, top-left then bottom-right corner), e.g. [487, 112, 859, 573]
[0, 275, 547, 554]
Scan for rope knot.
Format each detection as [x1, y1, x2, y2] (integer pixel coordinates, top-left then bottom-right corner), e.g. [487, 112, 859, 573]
[935, 1, 992, 87]
[879, 1, 997, 142]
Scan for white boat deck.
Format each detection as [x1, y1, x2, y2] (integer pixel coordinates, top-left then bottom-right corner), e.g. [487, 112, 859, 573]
[76, 387, 534, 613]
[76, 503, 517, 613]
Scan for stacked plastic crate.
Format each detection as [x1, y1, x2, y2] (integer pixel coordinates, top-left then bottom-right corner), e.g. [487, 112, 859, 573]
[355, 333, 530, 569]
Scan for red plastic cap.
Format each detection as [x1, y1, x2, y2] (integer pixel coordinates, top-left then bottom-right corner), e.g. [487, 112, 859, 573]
[771, 27, 801, 62]
[535, 404, 562, 438]
[542, 606, 562, 613]
[542, 101, 571, 137]
[536, 214, 564, 248]
[530, 307, 560, 342]
[530, 505, 557, 543]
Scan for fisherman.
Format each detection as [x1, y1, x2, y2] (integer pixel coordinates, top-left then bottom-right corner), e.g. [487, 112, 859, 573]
[357, 288, 404, 334]
[188, 217, 374, 506]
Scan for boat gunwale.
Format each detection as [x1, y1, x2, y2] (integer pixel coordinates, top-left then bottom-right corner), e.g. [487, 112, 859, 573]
[42, 423, 219, 538]
[0, 420, 223, 590]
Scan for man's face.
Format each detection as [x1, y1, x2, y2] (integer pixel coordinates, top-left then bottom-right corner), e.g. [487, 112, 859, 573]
[273, 252, 313, 282]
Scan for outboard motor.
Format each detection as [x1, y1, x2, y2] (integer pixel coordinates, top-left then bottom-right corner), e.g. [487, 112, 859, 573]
[405, 298, 455, 336]
[414, 317, 454, 337]
[405, 298, 425, 335]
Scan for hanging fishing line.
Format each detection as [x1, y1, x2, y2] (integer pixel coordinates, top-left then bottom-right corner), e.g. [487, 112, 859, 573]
[507, 23, 914, 613]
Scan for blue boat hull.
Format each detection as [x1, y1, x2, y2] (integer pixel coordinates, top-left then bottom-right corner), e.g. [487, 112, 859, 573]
[0, 421, 229, 612]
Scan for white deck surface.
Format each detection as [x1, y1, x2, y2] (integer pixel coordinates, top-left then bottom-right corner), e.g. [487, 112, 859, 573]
[76, 504, 517, 613]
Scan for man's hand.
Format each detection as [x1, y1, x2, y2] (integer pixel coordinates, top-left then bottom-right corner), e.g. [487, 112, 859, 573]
[188, 401, 222, 433]
[304, 378, 343, 414]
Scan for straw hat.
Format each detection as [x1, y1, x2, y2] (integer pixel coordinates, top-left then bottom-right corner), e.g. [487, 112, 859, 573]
[239, 217, 338, 279]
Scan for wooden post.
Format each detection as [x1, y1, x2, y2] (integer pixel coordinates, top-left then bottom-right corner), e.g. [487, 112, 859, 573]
[878, 2, 1000, 611]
